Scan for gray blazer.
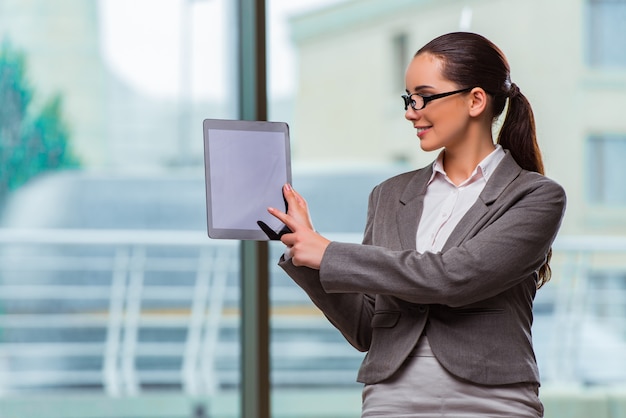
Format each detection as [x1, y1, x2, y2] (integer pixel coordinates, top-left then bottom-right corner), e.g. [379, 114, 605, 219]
[279, 152, 566, 386]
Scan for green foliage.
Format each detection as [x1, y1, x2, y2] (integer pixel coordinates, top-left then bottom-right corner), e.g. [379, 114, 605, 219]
[0, 39, 79, 200]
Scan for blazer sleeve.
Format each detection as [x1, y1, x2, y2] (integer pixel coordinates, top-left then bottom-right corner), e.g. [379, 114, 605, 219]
[318, 174, 567, 307]
[279, 238, 377, 351]
[277, 183, 402, 352]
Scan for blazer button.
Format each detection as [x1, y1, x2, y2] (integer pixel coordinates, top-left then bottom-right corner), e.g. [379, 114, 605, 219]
[417, 305, 427, 313]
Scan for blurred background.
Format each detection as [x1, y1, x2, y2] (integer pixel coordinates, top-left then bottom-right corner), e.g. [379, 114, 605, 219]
[0, 0, 625, 417]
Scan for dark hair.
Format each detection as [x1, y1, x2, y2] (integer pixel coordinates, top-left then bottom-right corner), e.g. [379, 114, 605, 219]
[416, 32, 551, 288]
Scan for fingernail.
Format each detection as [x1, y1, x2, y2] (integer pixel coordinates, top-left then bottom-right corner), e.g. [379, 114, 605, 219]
[285, 183, 292, 191]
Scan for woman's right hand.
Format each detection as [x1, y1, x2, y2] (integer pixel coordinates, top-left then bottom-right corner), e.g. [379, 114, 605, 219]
[268, 184, 330, 269]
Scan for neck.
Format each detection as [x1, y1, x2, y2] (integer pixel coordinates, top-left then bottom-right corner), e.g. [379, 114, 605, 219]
[442, 137, 495, 185]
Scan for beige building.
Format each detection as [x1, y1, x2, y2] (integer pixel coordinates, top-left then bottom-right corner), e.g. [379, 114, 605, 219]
[1, 0, 625, 237]
[0, 0, 224, 171]
[288, 0, 626, 237]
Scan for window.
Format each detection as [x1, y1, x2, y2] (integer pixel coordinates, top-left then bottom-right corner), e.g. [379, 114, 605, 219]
[587, 134, 626, 205]
[392, 32, 410, 91]
[586, 0, 626, 67]
[0, 0, 241, 415]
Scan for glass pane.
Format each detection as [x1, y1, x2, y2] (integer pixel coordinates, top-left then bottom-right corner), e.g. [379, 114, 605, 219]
[0, 0, 240, 416]
[587, 135, 626, 205]
[268, 1, 407, 416]
[268, 0, 626, 417]
[587, 0, 626, 67]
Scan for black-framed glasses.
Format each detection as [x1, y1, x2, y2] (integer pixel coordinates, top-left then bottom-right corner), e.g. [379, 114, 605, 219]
[402, 87, 473, 111]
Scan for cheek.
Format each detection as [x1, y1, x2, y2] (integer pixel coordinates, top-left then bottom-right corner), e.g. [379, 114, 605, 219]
[439, 108, 469, 132]
[433, 115, 469, 145]
[444, 120, 466, 137]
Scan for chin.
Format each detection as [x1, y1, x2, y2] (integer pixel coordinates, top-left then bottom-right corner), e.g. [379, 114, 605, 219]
[419, 141, 442, 153]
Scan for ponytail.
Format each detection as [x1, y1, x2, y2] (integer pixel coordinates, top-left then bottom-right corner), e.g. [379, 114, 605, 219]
[497, 83, 545, 175]
[497, 83, 551, 288]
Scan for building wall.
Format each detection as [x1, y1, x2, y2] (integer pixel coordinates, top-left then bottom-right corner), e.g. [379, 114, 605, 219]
[0, 0, 222, 171]
[289, 0, 626, 236]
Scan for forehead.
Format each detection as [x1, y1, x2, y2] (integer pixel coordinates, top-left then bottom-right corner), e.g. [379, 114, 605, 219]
[405, 53, 450, 90]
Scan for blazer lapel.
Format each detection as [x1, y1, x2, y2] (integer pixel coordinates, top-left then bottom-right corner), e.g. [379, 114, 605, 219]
[442, 152, 522, 252]
[397, 166, 432, 250]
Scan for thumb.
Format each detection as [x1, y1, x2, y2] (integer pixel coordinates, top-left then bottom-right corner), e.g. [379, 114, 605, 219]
[283, 183, 314, 230]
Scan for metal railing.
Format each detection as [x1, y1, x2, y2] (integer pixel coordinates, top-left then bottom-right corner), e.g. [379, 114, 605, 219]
[0, 229, 239, 396]
[0, 229, 624, 397]
[543, 235, 626, 385]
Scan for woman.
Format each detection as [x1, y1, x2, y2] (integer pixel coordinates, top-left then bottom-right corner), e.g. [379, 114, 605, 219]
[268, 32, 566, 417]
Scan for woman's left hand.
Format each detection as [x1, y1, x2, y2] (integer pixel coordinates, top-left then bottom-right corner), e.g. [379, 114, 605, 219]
[268, 184, 330, 270]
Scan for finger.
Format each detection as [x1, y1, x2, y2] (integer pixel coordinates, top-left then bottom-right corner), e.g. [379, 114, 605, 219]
[280, 234, 295, 247]
[289, 187, 308, 210]
[283, 184, 311, 222]
[267, 206, 298, 232]
[267, 206, 287, 223]
[282, 183, 300, 209]
[283, 182, 301, 202]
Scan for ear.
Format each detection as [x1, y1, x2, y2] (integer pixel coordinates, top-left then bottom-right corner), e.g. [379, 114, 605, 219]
[467, 87, 488, 117]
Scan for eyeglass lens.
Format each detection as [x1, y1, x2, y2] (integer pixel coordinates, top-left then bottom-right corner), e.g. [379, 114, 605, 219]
[403, 94, 424, 111]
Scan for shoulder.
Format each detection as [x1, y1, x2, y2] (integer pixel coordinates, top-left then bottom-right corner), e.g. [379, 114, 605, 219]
[496, 170, 568, 225]
[493, 151, 566, 205]
[517, 170, 567, 202]
[376, 170, 420, 189]
[371, 165, 432, 199]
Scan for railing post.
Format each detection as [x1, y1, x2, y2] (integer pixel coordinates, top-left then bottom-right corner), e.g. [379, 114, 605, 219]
[182, 247, 212, 395]
[121, 246, 146, 395]
[103, 247, 130, 396]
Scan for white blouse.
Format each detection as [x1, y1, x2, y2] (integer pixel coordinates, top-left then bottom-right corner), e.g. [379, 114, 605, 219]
[416, 145, 505, 253]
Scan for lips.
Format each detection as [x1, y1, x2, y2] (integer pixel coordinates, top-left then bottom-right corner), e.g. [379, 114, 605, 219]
[415, 126, 432, 138]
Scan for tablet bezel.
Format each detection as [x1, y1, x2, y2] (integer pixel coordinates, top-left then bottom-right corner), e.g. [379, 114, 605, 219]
[202, 118, 292, 240]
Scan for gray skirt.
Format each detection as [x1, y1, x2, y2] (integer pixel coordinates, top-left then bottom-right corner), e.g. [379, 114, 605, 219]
[361, 336, 544, 417]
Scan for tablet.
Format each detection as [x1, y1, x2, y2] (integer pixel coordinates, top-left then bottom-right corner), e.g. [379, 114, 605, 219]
[203, 119, 292, 240]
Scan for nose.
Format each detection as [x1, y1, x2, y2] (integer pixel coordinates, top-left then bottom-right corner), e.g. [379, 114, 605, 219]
[405, 106, 420, 121]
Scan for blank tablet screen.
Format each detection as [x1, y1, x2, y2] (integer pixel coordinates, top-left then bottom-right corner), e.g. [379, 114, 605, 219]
[203, 119, 291, 240]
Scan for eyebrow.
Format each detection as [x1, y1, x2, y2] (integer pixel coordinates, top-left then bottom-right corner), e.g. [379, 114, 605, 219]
[406, 85, 435, 94]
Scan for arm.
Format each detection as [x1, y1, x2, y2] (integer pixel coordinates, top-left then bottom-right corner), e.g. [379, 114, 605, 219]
[273, 184, 376, 351]
[320, 175, 566, 307]
[278, 260, 375, 351]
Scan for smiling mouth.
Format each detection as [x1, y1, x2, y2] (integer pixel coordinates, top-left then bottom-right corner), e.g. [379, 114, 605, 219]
[416, 126, 431, 136]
